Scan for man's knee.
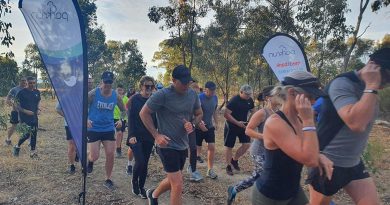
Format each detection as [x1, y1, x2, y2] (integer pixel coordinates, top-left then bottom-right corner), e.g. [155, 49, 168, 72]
[208, 143, 215, 152]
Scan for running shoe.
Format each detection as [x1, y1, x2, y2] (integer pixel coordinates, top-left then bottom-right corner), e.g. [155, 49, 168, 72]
[126, 165, 133, 175]
[87, 161, 94, 173]
[13, 146, 20, 157]
[196, 156, 204, 163]
[207, 168, 218, 179]
[231, 158, 240, 171]
[227, 186, 236, 205]
[5, 139, 12, 146]
[116, 149, 122, 158]
[190, 170, 203, 182]
[186, 164, 192, 174]
[103, 179, 115, 190]
[69, 164, 76, 174]
[226, 165, 234, 176]
[139, 188, 147, 199]
[30, 152, 39, 160]
[147, 189, 158, 205]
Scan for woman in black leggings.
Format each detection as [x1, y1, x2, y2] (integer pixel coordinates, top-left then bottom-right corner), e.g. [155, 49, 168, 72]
[127, 76, 156, 199]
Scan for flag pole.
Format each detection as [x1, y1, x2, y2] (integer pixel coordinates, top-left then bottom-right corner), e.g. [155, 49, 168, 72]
[72, 0, 88, 204]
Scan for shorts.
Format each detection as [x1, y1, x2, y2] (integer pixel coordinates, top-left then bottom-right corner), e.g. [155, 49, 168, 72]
[10, 111, 19, 124]
[224, 124, 250, 148]
[87, 130, 115, 143]
[306, 159, 370, 196]
[65, 126, 73, 140]
[252, 186, 308, 205]
[114, 119, 127, 132]
[157, 147, 187, 173]
[195, 127, 216, 146]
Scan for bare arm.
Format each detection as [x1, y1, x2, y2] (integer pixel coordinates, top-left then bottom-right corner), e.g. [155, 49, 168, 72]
[245, 109, 266, 140]
[224, 108, 243, 127]
[116, 94, 126, 119]
[192, 107, 203, 126]
[337, 93, 378, 133]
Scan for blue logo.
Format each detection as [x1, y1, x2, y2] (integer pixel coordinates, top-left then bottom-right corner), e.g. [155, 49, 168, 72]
[31, 1, 69, 22]
[268, 45, 296, 58]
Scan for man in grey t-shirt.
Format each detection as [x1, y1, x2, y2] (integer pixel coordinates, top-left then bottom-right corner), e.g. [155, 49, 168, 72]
[5, 77, 27, 145]
[309, 48, 390, 205]
[140, 65, 203, 205]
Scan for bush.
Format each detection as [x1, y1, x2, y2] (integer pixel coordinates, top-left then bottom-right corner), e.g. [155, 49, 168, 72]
[362, 140, 384, 174]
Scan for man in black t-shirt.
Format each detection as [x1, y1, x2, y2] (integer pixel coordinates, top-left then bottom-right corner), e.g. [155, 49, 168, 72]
[13, 76, 41, 159]
[224, 84, 255, 176]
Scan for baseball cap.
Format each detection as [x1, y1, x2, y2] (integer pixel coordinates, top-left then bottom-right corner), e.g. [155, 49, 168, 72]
[281, 71, 326, 98]
[369, 47, 390, 69]
[101, 71, 114, 84]
[172, 65, 192, 84]
[205, 81, 216, 90]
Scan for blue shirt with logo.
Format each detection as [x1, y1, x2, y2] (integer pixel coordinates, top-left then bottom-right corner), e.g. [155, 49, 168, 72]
[88, 88, 117, 132]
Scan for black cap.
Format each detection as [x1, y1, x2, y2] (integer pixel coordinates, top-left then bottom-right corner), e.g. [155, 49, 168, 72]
[258, 85, 275, 101]
[369, 48, 390, 69]
[101, 71, 114, 84]
[205, 81, 216, 90]
[172, 65, 192, 84]
[281, 71, 326, 98]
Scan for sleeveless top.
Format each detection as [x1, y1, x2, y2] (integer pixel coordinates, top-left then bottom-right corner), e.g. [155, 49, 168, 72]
[249, 108, 270, 156]
[255, 111, 303, 200]
[88, 88, 117, 132]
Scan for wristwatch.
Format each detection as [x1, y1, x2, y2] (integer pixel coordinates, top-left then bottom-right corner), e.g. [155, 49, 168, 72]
[363, 89, 378, 94]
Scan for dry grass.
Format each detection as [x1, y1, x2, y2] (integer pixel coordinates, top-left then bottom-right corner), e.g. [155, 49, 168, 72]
[0, 99, 389, 205]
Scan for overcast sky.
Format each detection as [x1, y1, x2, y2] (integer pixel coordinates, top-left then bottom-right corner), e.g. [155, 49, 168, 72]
[1, 0, 389, 78]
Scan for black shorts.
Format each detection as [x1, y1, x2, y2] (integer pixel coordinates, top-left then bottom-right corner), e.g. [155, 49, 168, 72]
[306, 160, 370, 196]
[10, 111, 19, 124]
[87, 130, 115, 143]
[114, 119, 127, 132]
[65, 126, 73, 140]
[224, 124, 250, 148]
[195, 127, 216, 146]
[157, 147, 187, 173]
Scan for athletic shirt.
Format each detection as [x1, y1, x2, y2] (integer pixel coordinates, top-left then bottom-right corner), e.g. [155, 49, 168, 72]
[249, 108, 270, 156]
[256, 111, 303, 200]
[88, 88, 117, 132]
[114, 95, 128, 120]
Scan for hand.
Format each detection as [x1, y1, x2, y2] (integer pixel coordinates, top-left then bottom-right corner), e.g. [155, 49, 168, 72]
[183, 119, 194, 134]
[87, 120, 93, 128]
[115, 120, 122, 128]
[129, 137, 137, 144]
[25, 110, 34, 116]
[198, 121, 208, 132]
[237, 121, 246, 129]
[295, 94, 314, 122]
[155, 134, 170, 147]
[318, 154, 334, 180]
[361, 61, 382, 90]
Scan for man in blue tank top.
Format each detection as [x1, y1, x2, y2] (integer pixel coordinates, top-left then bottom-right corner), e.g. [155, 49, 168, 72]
[86, 71, 126, 190]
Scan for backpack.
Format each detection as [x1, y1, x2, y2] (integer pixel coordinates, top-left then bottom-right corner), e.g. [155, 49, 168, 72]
[317, 71, 360, 150]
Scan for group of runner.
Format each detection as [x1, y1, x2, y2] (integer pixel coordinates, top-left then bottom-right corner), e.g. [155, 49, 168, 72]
[3, 47, 390, 205]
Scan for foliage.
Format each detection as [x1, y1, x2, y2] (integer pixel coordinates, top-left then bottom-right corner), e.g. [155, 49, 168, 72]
[22, 43, 50, 87]
[379, 87, 390, 113]
[371, 0, 390, 11]
[362, 140, 385, 174]
[0, 55, 18, 96]
[0, 0, 14, 48]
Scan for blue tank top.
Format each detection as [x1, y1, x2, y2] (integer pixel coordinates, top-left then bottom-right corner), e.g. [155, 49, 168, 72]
[255, 111, 303, 200]
[88, 88, 117, 132]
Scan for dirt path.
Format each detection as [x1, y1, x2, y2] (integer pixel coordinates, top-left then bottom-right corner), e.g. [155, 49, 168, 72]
[0, 99, 389, 205]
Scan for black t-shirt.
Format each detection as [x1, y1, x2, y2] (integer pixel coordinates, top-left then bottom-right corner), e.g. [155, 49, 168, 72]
[226, 95, 254, 128]
[16, 88, 41, 126]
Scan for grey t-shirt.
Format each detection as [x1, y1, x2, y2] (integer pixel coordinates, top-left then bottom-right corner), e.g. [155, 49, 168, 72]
[146, 85, 201, 150]
[8, 86, 24, 111]
[250, 109, 270, 157]
[199, 92, 218, 129]
[322, 73, 379, 167]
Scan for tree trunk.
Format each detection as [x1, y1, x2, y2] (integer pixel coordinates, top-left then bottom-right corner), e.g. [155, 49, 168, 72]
[343, 0, 369, 72]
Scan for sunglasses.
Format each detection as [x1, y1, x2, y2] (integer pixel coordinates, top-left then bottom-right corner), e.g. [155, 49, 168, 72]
[144, 84, 155, 89]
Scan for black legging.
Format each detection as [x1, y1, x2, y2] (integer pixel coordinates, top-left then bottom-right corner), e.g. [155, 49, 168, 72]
[131, 139, 154, 189]
[18, 125, 37, 150]
[188, 131, 197, 172]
